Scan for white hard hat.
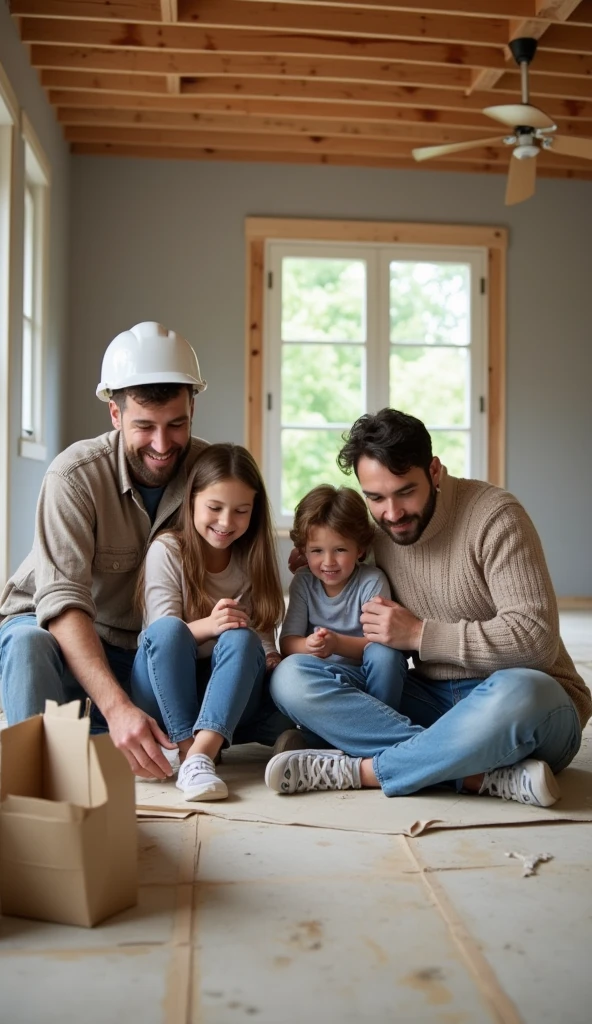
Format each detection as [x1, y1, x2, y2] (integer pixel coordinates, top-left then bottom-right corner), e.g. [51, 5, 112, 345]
[96, 321, 207, 402]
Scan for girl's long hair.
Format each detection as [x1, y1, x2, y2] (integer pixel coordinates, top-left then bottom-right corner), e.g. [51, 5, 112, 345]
[150, 443, 284, 633]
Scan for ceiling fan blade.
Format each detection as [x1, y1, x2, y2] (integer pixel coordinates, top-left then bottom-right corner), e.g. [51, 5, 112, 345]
[547, 134, 592, 160]
[412, 136, 506, 162]
[505, 154, 537, 206]
[483, 104, 555, 130]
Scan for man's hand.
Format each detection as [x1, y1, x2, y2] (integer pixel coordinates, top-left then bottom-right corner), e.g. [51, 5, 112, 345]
[106, 702, 177, 780]
[360, 596, 423, 650]
[208, 598, 250, 635]
[305, 628, 338, 659]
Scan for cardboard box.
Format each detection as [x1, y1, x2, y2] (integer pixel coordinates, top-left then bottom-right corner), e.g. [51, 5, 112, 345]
[0, 700, 138, 927]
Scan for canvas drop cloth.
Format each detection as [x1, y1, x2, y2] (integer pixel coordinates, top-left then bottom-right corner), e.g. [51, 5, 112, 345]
[136, 724, 592, 836]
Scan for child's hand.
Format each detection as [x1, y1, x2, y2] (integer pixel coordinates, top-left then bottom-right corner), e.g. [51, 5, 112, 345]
[208, 598, 249, 635]
[305, 628, 337, 659]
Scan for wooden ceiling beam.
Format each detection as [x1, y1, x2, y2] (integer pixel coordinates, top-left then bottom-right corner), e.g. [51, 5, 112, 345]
[15, 0, 592, 29]
[39, 68, 592, 119]
[541, 23, 592, 53]
[62, 123, 507, 157]
[67, 142, 509, 170]
[11, 0, 162, 19]
[160, 0, 180, 95]
[29, 46, 472, 88]
[19, 20, 507, 69]
[36, 59, 592, 106]
[536, 0, 583, 16]
[8, 1, 520, 45]
[29, 44, 592, 98]
[566, 0, 592, 24]
[19, 17, 592, 78]
[8, 1, 524, 21]
[466, 0, 586, 96]
[179, 2, 512, 46]
[67, 142, 592, 182]
[50, 92, 501, 128]
[47, 87, 592, 127]
[62, 123, 592, 166]
[501, 69, 592, 99]
[56, 106, 515, 145]
[37, 70, 592, 113]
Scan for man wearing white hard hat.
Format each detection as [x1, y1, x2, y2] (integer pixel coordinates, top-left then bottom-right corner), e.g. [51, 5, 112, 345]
[0, 323, 289, 780]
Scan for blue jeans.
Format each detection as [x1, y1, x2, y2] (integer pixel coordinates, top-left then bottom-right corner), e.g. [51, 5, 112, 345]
[130, 616, 292, 747]
[279, 643, 407, 715]
[270, 659, 582, 796]
[0, 613, 135, 731]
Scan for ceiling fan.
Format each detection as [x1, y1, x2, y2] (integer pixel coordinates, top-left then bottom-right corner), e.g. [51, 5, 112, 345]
[412, 37, 592, 205]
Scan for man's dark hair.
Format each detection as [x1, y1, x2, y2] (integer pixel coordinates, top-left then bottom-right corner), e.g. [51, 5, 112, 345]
[337, 408, 433, 478]
[110, 383, 193, 411]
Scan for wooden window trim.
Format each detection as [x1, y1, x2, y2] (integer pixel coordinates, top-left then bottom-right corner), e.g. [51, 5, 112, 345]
[245, 217, 507, 488]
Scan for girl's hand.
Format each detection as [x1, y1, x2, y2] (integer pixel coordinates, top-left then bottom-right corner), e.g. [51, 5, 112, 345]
[208, 598, 249, 635]
[265, 651, 282, 673]
[305, 628, 337, 659]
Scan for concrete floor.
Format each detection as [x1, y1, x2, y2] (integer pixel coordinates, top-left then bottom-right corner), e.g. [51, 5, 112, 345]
[1, 612, 591, 1023]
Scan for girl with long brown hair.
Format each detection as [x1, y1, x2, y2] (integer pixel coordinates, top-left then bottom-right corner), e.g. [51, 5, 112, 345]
[131, 443, 287, 801]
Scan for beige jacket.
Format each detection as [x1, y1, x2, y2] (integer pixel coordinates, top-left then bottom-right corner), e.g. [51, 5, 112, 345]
[0, 430, 208, 649]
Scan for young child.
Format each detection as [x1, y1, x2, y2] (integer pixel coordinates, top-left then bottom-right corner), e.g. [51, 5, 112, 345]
[277, 484, 408, 716]
[131, 443, 287, 802]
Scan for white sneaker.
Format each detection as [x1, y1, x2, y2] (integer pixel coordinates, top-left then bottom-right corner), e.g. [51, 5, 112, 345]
[479, 759, 560, 807]
[265, 749, 362, 795]
[176, 754, 228, 802]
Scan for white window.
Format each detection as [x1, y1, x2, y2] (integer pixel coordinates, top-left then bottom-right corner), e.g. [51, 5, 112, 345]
[20, 114, 49, 461]
[0, 62, 18, 585]
[264, 241, 488, 528]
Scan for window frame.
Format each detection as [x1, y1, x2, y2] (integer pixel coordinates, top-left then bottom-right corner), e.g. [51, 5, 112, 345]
[0, 62, 19, 585]
[19, 112, 50, 462]
[245, 218, 507, 530]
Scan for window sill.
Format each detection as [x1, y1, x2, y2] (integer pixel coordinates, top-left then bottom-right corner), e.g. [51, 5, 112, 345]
[19, 438, 47, 461]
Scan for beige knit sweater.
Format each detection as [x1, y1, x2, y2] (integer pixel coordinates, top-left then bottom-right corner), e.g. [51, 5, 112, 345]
[373, 470, 591, 728]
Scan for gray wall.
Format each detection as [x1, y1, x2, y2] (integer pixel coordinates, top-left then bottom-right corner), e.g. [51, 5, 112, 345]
[68, 157, 592, 597]
[1, 4, 70, 573]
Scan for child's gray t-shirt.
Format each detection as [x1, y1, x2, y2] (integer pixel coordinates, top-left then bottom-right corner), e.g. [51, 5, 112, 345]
[280, 563, 391, 666]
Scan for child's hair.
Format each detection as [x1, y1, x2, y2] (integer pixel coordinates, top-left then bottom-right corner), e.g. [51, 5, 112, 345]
[290, 484, 374, 555]
[140, 443, 284, 633]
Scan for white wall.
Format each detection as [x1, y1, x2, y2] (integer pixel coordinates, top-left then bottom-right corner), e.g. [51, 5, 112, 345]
[0, 4, 70, 573]
[68, 155, 592, 597]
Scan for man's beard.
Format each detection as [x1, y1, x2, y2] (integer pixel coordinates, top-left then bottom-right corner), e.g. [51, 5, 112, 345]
[374, 484, 438, 546]
[125, 438, 191, 487]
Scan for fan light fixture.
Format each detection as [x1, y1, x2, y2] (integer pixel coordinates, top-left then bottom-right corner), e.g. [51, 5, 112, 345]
[411, 38, 592, 205]
[513, 140, 539, 160]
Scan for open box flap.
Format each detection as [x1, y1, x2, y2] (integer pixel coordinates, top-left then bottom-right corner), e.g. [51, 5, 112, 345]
[42, 700, 92, 806]
[0, 716, 43, 801]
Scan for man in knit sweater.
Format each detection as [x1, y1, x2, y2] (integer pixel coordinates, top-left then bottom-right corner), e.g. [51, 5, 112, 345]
[266, 409, 591, 807]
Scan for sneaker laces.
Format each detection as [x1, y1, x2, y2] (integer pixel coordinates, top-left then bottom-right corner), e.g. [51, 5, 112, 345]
[297, 752, 356, 791]
[481, 765, 534, 803]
